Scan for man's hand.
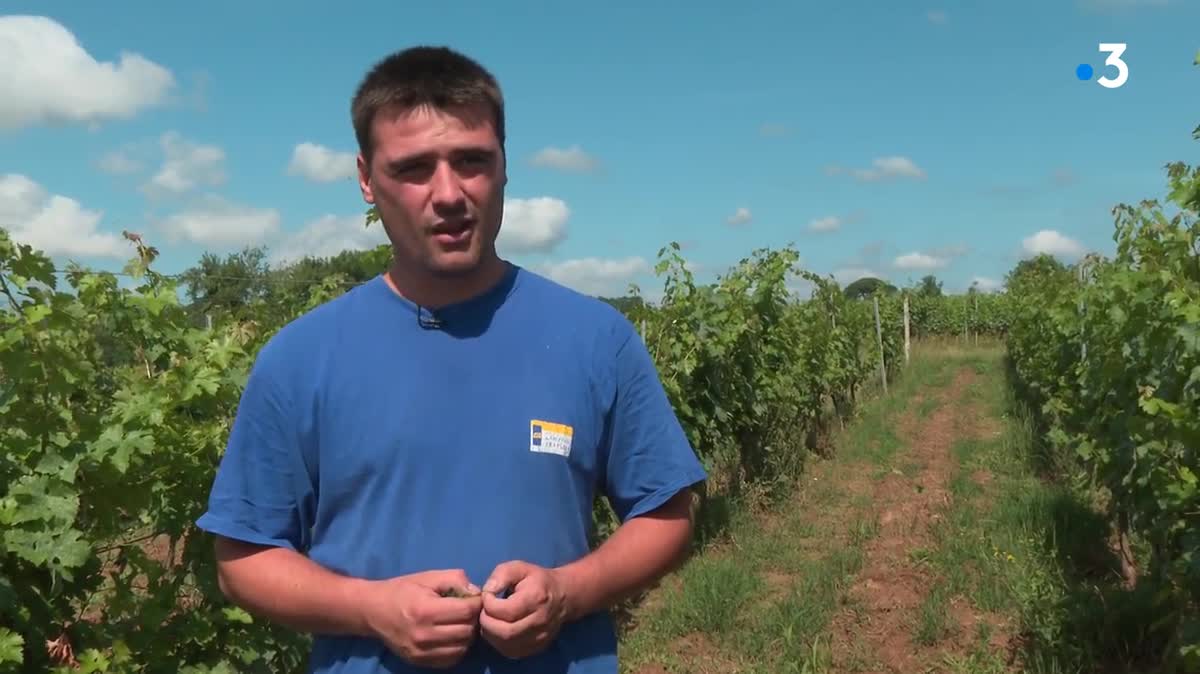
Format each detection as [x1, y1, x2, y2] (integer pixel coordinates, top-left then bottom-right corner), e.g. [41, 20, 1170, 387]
[360, 569, 484, 669]
[478, 561, 570, 660]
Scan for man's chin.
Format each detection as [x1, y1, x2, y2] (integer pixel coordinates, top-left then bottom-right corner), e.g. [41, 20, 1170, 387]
[427, 252, 486, 278]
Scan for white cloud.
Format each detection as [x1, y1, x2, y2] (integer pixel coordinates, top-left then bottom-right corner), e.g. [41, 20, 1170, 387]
[142, 132, 226, 198]
[287, 142, 357, 183]
[1021, 229, 1085, 258]
[497, 197, 569, 254]
[971, 276, 1002, 292]
[0, 173, 126, 258]
[889, 242, 968, 272]
[727, 207, 752, 226]
[894, 252, 950, 271]
[832, 267, 884, 286]
[156, 196, 280, 248]
[530, 145, 598, 173]
[827, 156, 926, 182]
[536, 256, 650, 296]
[269, 214, 388, 266]
[0, 15, 174, 131]
[927, 9, 948, 23]
[97, 150, 142, 175]
[808, 215, 842, 233]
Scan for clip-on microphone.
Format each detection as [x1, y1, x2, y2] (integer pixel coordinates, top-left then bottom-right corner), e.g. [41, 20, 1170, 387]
[416, 306, 443, 330]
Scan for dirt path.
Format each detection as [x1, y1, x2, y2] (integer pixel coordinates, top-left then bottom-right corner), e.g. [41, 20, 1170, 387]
[825, 363, 1011, 671]
[824, 369, 969, 671]
[619, 347, 1025, 673]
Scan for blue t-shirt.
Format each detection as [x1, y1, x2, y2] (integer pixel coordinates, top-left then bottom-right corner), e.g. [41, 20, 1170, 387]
[196, 263, 708, 673]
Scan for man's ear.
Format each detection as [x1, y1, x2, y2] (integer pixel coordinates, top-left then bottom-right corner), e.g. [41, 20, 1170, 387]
[357, 153, 374, 203]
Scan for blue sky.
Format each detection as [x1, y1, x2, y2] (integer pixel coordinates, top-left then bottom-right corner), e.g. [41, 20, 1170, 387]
[2, 1, 1198, 300]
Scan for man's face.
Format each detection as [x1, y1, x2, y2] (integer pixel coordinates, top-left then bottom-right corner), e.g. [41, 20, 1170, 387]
[358, 103, 506, 279]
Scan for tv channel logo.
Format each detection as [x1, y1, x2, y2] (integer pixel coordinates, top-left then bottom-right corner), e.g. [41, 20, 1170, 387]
[1076, 43, 1128, 88]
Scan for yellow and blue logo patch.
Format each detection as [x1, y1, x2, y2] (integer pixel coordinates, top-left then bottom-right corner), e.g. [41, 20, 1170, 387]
[530, 419, 573, 457]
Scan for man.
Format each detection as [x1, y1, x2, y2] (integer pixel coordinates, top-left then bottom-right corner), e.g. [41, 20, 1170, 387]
[196, 45, 707, 673]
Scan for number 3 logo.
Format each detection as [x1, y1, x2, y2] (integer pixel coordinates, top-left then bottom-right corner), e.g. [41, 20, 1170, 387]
[1097, 43, 1128, 89]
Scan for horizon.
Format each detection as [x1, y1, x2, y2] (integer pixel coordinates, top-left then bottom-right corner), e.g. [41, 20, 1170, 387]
[2, 2, 1199, 304]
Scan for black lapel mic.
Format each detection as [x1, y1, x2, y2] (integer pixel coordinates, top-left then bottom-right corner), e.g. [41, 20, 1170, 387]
[416, 306, 444, 330]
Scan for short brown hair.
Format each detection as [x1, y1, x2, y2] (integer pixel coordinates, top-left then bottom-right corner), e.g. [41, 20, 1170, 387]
[350, 46, 506, 167]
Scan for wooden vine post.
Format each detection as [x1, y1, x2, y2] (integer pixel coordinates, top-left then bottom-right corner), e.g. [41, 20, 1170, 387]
[873, 295, 887, 393]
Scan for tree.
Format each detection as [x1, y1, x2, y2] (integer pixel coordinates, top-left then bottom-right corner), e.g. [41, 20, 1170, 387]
[599, 295, 645, 316]
[178, 246, 272, 325]
[916, 274, 942, 297]
[1003, 254, 1071, 299]
[843, 276, 897, 300]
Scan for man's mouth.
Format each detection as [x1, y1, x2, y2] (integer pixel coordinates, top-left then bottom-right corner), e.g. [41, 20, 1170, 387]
[432, 220, 474, 245]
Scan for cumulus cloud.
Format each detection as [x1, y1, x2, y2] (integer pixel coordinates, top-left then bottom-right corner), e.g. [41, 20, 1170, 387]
[269, 214, 388, 266]
[497, 197, 569, 254]
[156, 195, 280, 247]
[97, 150, 143, 175]
[807, 210, 865, 234]
[832, 267, 884, 286]
[536, 256, 650, 297]
[142, 132, 226, 198]
[893, 252, 950, 271]
[530, 145, 598, 173]
[826, 156, 926, 182]
[808, 215, 842, 233]
[927, 9, 948, 23]
[0, 15, 174, 131]
[970, 276, 1003, 292]
[287, 142, 357, 183]
[727, 207, 752, 226]
[891, 242, 968, 271]
[0, 173, 126, 258]
[1021, 229, 1085, 258]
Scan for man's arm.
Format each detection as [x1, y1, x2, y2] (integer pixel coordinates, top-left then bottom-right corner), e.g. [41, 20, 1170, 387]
[214, 536, 375, 637]
[553, 488, 696, 622]
[197, 339, 484, 667]
[475, 488, 697, 659]
[215, 536, 486, 668]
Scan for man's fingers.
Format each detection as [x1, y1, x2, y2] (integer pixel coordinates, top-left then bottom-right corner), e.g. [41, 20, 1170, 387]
[479, 605, 542, 642]
[414, 568, 476, 594]
[481, 560, 531, 596]
[480, 585, 539, 622]
[412, 622, 478, 649]
[426, 594, 484, 625]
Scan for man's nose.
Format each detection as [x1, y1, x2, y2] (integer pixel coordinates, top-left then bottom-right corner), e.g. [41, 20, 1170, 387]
[430, 162, 465, 208]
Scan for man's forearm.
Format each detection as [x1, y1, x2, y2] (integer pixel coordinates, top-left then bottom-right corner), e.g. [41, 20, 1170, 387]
[214, 536, 375, 637]
[554, 489, 697, 622]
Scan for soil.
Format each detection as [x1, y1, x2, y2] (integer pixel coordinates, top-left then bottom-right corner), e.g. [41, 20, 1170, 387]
[623, 358, 1023, 673]
[825, 366, 1017, 672]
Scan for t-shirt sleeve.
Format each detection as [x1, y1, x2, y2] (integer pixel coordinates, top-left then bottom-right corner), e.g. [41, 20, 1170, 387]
[195, 342, 315, 552]
[602, 328, 708, 523]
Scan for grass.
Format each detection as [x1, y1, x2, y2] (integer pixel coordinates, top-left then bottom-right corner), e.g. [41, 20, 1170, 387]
[616, 341, 1172, 673]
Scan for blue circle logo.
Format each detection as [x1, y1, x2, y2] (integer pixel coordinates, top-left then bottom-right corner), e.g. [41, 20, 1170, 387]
[1076, 63, 1094, 81]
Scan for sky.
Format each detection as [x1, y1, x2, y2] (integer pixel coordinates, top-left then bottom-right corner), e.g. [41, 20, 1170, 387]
[1, 1, 1198, 301]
